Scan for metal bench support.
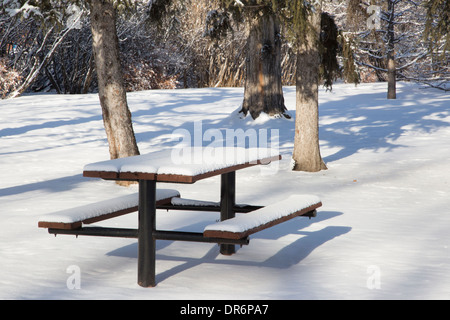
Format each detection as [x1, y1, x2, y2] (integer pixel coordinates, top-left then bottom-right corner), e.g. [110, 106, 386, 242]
[138, 179, 156, 288]
[220, 171, 236, 255]
[47, 228, 250, 246]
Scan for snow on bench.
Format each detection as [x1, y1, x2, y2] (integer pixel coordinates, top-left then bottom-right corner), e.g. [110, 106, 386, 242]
[203, 195, 322, 240]
[38, 189, 180, 230]
[170, 197, 220, 207]
[157, 197, 262, 213]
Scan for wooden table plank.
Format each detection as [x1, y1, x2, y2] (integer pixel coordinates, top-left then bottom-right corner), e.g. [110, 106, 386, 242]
[83, 149, 281, 183]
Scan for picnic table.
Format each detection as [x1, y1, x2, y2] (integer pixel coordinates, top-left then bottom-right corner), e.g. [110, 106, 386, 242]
[39, 147, 322, 287]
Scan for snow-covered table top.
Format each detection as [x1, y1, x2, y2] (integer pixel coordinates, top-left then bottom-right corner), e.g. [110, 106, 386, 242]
[83, 147, 281, 183]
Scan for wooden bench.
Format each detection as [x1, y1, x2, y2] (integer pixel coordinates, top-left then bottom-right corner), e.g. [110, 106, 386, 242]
[203, 195, 322, 240]
[39, 191, 321, 241]
[39, 149, 325, 287]
[38, 189, 181, 230]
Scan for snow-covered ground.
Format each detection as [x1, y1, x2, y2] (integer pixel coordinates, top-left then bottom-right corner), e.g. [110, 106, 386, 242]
[1, 82, 449, 299]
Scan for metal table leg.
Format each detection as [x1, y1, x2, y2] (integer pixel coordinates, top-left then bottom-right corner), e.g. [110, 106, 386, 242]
[138, 179, 156, 287]
[220, 171, 236, 255]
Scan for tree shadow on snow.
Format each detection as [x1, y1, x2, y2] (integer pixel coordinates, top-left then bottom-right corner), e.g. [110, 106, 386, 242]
[107, 210, 350, 284]
[131, 84, 450, 165]
[0, 174, 84, 197]
[318, 85, 450, 163]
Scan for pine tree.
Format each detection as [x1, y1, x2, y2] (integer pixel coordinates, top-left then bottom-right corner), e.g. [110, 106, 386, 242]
[422, 0, 449, 90]
[345, 1, 445, 93]
[290, 0, 328, 172]
[216, 1, 289, 120]
[424, 0, 449, 56]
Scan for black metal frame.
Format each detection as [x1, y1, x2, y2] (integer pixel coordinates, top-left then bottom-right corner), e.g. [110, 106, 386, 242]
[49, 227, 138, 238]
[47, 169, 319, 287]
[138, 179, 156, 287]
[48, 227, 249, 245]
[220, 171, 236, 255]
[49, 172, 245, 288]
[157, 204, 263, 213]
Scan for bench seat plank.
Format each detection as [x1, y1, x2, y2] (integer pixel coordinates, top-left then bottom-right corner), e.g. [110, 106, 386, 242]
[203, 195, 322, 240]
[38, 189, 180, 230]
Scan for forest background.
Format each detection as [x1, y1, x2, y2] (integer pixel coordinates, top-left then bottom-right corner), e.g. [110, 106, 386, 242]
[1, 0, 448, 99]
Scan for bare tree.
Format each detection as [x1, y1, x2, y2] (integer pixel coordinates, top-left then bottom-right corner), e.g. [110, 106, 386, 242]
[88, 0, 140, 161]
[2, 3, 84, 99]
[1, 0, 140, 168]
[386, 0, 397, 99]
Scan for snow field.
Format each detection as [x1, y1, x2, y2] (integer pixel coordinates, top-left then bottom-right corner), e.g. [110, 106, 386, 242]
[0, 82, 449, 299]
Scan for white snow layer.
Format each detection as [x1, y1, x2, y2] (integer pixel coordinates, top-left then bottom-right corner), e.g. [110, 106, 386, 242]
[171, 197, 219, 207]
[1, 83, 450, 299]
[84, 147, 280, 177]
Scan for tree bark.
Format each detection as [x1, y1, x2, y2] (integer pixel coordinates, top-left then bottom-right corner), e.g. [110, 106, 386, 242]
[292, 1, 327, 172]
[241, 11, 288, 120]
[89, 0, 139, 160]
[386, 0, 396, 99]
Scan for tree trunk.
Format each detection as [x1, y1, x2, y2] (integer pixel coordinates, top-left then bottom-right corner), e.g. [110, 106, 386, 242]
[89, 0, 139, 160]
[386, 0, 396, 99]
[241, 12, 288, 120]
[292, 1, 327, 172]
